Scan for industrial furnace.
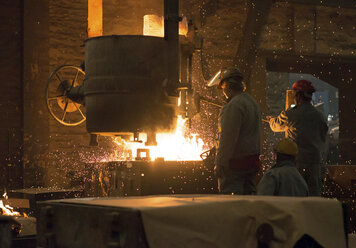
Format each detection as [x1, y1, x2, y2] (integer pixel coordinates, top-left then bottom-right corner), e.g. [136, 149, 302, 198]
[84, 35, 177, 135]
[42, 0, 216, 199]
[45, 0, 197, 145]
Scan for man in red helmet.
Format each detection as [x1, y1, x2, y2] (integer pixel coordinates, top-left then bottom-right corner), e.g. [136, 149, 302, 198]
[267, 80, 328, 196]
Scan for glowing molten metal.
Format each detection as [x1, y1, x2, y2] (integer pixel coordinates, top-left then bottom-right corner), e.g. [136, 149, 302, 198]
[0, 193, 22, 217]
[143, 14, 188, 37]
[112, 116, 205, 161]
[109, 15, 199, 161]
[0, 200, 21, 216]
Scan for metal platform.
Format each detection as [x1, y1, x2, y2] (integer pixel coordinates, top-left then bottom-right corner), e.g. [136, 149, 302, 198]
[83, 160, 218, 197]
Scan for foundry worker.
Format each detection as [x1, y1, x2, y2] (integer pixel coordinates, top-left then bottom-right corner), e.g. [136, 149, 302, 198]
[208, 67, 262, 195]
[257, 138, 309, 196]
[267, 80, 328, 196]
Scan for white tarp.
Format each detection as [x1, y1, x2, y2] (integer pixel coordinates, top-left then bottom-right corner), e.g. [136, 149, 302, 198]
[67, 195, 346, 248]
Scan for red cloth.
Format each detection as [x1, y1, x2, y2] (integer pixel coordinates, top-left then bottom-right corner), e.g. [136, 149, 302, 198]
[229, 155, 261, 171]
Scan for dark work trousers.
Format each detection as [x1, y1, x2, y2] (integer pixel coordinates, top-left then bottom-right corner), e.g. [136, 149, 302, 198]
[297, 162, 321, 196]
[218, 168, 259, 195]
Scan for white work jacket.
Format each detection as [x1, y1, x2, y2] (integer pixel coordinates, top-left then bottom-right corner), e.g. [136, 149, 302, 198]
[215, 92, 262, 169]
[269, 102, 328, 163]
[257, 160, 309, 196]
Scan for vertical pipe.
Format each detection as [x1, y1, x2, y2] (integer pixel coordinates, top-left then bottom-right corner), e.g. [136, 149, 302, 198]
[88, 0, 103, 38]
[180, 53, 187, 85]
[188, 54, 193, 123]
[180, 53, 188, 117]
[20, 0, 24, 189]
[313, 6, 317, 53]
[164, 0, 180, 96]
[188, 55, 192, 87]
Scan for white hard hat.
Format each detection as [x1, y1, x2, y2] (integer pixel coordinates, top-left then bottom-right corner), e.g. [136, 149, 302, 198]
[207, 67, 243, 89]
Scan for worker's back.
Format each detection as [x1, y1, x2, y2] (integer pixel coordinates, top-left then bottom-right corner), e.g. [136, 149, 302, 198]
[285, 102, 328, 163]
[257, 160, 309, 197]
[224, 92, 261, 158]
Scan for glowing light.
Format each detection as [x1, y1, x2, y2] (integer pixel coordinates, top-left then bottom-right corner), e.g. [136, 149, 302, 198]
[150, 116, 205, 161]
[112, 116, 205, 161]
[1, 192, 28, 217]
[88, 0, 103, 38]
[0, 200, 21, 216]
[143, 15, 164, 37]
[143, 15, 188, 37]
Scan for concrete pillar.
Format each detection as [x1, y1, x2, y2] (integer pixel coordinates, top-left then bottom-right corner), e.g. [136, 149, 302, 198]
[338, 63, 356, 164]
[23, 0, 50, 187]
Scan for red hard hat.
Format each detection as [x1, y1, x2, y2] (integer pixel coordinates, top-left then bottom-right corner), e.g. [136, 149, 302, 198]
[292, 80, 316, 93]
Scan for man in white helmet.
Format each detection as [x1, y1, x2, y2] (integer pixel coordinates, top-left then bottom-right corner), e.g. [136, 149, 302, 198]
[208, 67, 262, 195]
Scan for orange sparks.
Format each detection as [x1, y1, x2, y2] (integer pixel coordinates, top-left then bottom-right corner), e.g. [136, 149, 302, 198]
[111, 116, 205, 161]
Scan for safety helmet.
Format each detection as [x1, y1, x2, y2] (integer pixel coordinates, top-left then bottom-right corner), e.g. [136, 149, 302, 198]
[274, 138, 298, 156]
[207, 67, 244, 89]
[292, 80, 316, 98]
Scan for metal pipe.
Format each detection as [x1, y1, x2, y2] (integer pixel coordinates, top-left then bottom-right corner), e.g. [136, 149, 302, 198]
[164, 0, 180, 96]
[199, 97, 223, 108]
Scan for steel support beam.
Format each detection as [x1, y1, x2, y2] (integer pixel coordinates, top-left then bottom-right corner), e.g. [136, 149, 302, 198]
[276, 0, 356, 9]
[233, 0, 273, 86]
[164, 0, 180, 97]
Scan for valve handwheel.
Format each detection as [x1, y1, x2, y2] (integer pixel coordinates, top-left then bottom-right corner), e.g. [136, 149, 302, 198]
[45, 65, 86, 126]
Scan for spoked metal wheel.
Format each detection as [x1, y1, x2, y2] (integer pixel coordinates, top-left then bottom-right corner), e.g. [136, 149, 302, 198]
[45, 65, 86, 126]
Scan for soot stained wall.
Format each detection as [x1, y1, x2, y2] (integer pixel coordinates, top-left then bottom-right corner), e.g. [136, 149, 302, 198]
[2, 0, 355, 188]
[0, 1, 23, 190]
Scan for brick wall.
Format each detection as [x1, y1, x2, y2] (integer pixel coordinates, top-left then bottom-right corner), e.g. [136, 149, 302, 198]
[18, 0, 356, 188]
[23, 0, 50, 187]
[260, 3, 356, 164]
[0, 1, 23, 190]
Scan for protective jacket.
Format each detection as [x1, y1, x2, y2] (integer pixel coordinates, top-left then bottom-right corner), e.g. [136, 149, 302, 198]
[257, 160, 309, 196]
[215, 92, 261, 170]
[269, 102, 328, 163]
